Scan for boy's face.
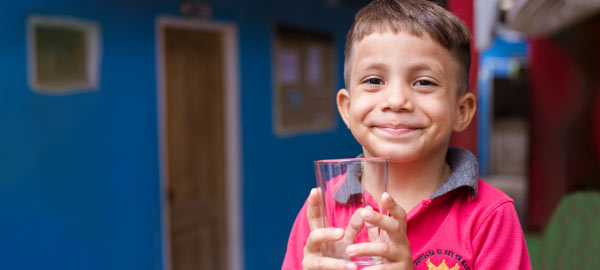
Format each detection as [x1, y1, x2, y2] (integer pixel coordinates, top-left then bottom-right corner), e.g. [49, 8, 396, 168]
[337, 31, 475, 162]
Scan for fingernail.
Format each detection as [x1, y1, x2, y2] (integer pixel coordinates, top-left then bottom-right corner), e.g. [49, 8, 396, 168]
[362, 207, 373, 219]
[346, 245, 355, 255]
[334, 228, 344, 237]
[346, 262, 356, 270]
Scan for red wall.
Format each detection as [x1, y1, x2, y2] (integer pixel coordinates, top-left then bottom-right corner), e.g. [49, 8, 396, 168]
[527, 38, 575, 230]
[527, 18, 600, 230]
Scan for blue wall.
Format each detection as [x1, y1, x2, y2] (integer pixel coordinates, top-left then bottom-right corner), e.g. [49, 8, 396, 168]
[0, 0, 177, 269]
[0, 0, 362, 269]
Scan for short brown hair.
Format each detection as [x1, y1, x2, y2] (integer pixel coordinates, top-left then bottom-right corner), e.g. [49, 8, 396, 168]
[344, 0, 471, 93]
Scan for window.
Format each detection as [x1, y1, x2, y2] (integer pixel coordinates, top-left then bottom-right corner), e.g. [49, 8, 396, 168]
[28, 16, 101, 94]
[273, 24, 336, 136]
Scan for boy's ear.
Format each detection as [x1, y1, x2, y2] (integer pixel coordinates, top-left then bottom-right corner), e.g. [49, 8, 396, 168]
[453, 92, 476, 132]
[336, 88, 351, 129]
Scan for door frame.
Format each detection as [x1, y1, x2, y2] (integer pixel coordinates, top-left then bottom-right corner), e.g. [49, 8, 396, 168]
[155, 16, 242, 270]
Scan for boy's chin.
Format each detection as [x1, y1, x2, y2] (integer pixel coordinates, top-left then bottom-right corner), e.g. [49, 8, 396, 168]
[363, 147, 422, 163]
[387, 154, 423, 164]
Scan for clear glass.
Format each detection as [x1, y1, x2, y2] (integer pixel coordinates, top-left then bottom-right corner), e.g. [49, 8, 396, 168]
[314, 157, 388, 266]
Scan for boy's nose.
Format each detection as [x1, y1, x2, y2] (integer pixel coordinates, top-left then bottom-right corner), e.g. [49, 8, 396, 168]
[382, 84, 413, 112]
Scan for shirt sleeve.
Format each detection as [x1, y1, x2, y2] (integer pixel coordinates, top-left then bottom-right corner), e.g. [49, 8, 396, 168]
[472, 201, 532, 270]
[282, 201, 311, 270]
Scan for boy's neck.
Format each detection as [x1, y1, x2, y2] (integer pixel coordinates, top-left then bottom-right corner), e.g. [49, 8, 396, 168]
[385, 147, 451, 212]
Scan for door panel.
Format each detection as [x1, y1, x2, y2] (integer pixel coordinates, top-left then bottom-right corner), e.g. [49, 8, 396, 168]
[165, 27, 227, 270]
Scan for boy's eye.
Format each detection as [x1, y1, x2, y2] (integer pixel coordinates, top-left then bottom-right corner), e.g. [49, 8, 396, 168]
[414, 79, 436, 86]
[364, 77, 384, 85]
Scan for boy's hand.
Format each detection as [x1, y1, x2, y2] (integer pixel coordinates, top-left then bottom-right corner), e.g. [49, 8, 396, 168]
[345, 193, 413, 270]
[302, 188, 363, 270]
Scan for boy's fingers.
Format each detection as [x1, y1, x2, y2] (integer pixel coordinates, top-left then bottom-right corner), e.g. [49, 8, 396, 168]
[302, 255, 356, 270]
[346, 242, 393, 258]
[361, 261, 412, 270]
[361, 206, 400, 236]
[380, 193, 410, 245]
[382, 192, 407, 223]
[307, 188, 324, 231]
[361, 195, 409, 244]
[343, 208, 365, 243]
[304, 228, 344, 253]
[366, 221, 379, 242]
[346, 242, 410, 262]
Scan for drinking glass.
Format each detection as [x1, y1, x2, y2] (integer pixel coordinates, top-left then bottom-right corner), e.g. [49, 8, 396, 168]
[314, 157, 388, 266]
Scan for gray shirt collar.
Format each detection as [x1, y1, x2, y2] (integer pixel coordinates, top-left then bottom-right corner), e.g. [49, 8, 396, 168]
[334, 147, 479, 203]
[430, 147, 479, 199]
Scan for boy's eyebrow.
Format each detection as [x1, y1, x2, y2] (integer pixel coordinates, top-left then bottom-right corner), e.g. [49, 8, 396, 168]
[356, 60, 389, 72]
[354, 59, 451, 81]
[406, 62, 446, 77]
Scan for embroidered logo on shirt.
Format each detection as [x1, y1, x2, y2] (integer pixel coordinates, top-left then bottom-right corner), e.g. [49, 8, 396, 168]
[426, 258, 460, 270]
[413, 249, 472, 270]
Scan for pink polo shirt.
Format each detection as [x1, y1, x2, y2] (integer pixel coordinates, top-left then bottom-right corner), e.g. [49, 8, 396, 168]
[282, 148, 531, 270]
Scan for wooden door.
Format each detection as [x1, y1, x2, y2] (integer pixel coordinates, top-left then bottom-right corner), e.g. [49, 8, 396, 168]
[164, 27, 227, 270]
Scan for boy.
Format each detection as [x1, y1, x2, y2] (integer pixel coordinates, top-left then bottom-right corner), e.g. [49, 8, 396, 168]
[282, 0, 531, 269]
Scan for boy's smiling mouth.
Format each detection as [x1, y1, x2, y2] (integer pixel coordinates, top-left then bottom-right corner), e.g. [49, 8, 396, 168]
[373, 123, 422, 136]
